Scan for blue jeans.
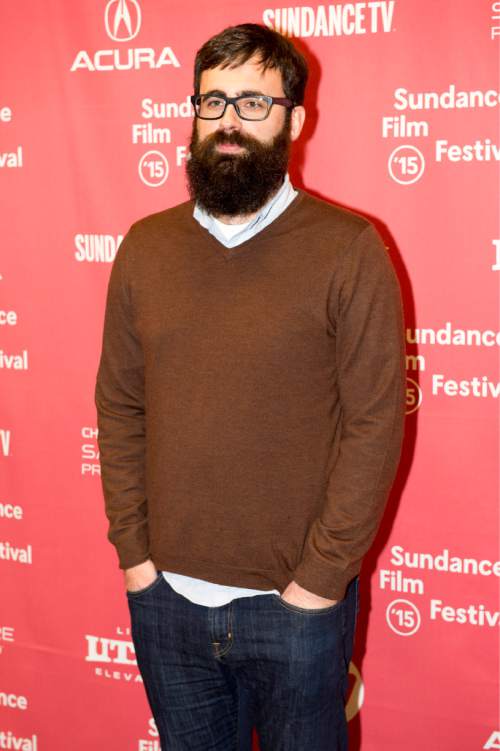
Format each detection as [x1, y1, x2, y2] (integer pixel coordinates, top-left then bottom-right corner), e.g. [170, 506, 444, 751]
[127, 572, 359, 750]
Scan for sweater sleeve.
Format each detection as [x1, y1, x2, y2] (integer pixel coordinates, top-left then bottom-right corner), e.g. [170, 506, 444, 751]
[291, 223, 406, 601]
[94, 225, 150, 570]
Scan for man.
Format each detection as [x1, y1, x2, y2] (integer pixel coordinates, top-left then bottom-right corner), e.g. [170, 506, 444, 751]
[95, 22, 406, 751]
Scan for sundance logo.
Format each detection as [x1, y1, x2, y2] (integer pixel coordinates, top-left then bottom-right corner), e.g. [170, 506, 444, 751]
[70, 0, 180, 72]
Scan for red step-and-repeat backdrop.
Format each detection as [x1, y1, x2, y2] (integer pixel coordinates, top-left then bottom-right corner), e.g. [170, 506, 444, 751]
[1, 1, 499, 749]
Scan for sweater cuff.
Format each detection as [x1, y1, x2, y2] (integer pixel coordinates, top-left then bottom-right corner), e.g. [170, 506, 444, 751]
[116, 550, 152, 571]
[291, 552, 357, 601]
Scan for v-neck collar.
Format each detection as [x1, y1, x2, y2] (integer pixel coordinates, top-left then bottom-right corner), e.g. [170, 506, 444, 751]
[190, 189, 307, 263]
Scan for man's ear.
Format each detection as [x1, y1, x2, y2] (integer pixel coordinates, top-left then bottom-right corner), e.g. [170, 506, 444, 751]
[290, 105, 306, 141]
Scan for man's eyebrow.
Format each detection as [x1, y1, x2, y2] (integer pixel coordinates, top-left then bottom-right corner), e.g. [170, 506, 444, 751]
[236, 89, 267, 97]
[200, 89, 226, 98]
[200, 89, 267, 97]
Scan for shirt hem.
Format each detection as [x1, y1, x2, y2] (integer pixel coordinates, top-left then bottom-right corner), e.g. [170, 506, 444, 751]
[150, 553, 288, 593]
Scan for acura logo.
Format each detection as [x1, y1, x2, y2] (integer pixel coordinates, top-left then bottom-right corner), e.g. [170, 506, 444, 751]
[71, 0, 180, 72]
[105, 0, 142, 42]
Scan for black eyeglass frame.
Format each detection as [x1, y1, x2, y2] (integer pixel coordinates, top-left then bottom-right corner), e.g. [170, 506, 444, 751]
[190, 93, 296, 121]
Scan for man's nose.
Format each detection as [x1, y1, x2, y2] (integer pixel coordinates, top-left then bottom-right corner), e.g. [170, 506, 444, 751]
[217, 102, 241, 130]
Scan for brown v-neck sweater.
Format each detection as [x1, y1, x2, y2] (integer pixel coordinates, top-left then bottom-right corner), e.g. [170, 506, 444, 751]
[95, 189, 406, 601]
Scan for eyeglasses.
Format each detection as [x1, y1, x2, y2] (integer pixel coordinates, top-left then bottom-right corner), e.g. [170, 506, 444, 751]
[190, 93, 296, 121]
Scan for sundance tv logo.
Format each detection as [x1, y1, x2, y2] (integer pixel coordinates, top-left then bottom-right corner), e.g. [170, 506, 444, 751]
[263, 1, 396, 38]
[70, 0, 180, 72]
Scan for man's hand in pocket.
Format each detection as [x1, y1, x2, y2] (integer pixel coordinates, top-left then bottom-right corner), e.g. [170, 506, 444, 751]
[124, 559, 158, 592]
[281, 580, 338, 609]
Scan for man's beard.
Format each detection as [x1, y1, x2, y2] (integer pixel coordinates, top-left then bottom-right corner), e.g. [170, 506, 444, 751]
[186, 118, 292, 218]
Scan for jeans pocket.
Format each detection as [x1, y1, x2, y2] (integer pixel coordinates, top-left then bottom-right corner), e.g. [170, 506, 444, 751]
[126, 571, 164, 598]
[272, 594, 344, 615]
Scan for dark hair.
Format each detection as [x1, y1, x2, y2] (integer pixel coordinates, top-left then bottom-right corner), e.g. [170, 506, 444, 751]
[193, 23, 309, 105]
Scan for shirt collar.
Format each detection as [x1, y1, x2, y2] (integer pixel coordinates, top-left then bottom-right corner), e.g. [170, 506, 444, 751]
[193, 173, 297, 248]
